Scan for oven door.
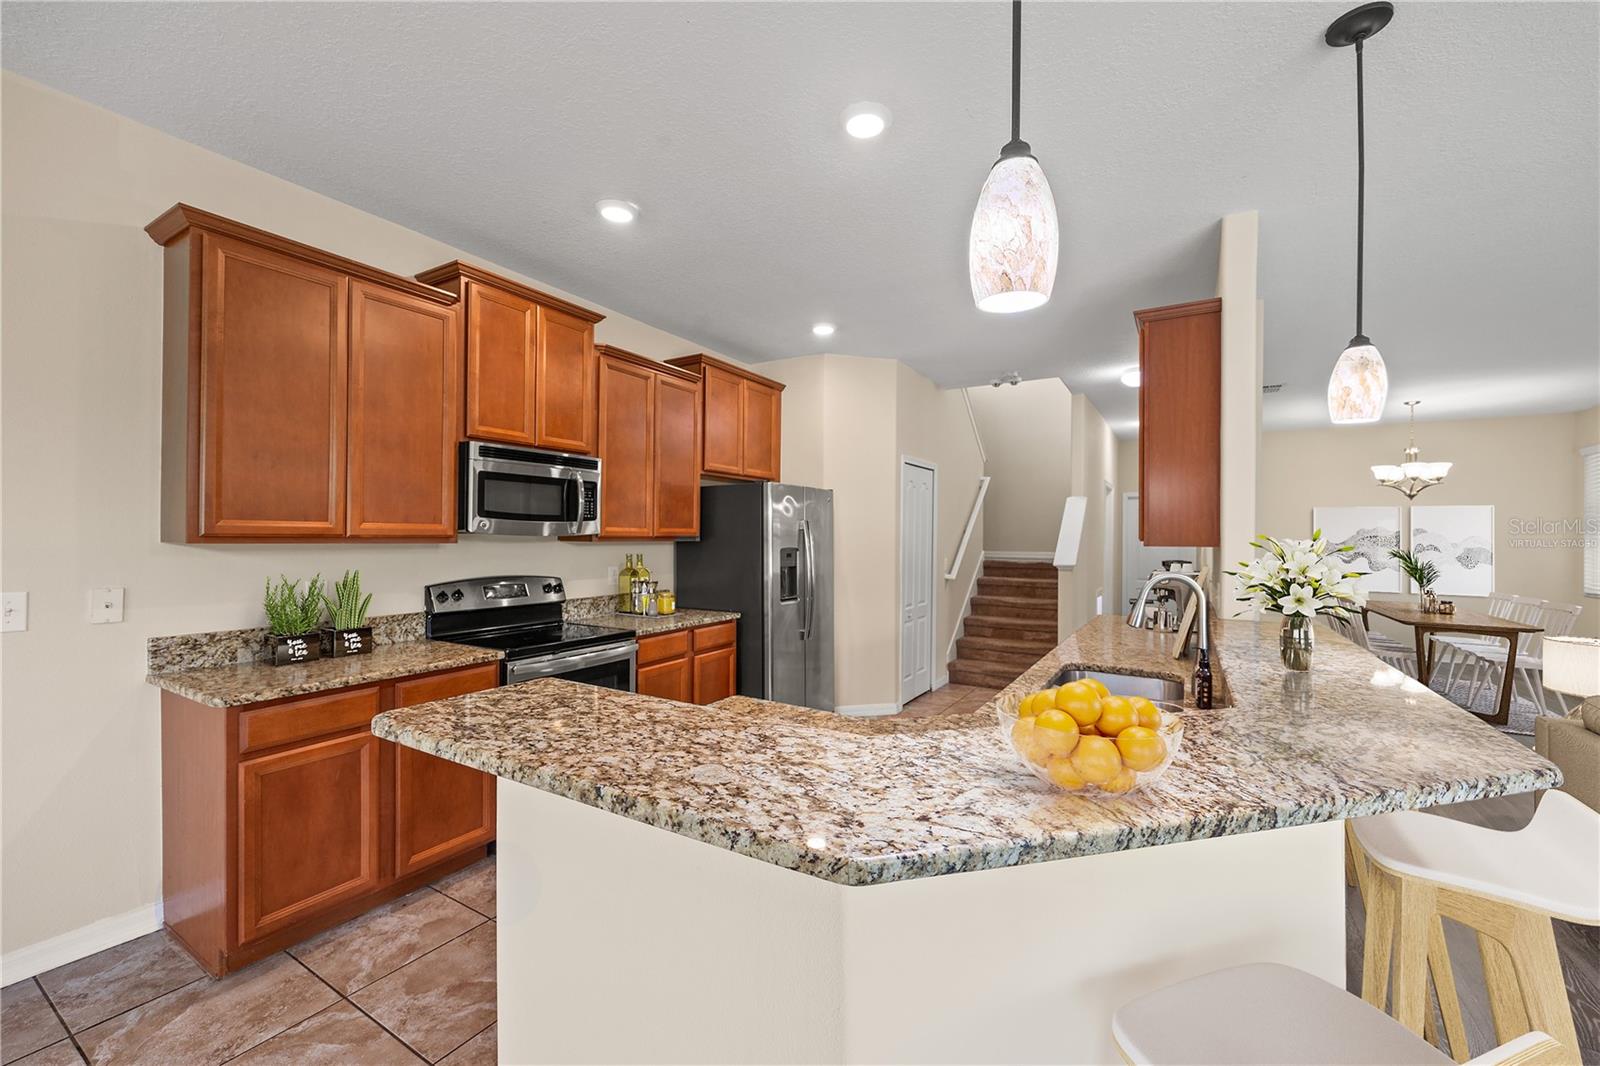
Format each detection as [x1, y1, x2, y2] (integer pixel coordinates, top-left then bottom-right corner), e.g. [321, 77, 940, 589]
[460, 445, 600, 536]
[505, 642, 637, 692]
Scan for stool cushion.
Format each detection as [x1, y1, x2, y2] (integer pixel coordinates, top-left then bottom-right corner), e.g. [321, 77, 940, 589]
[1352, 790, 1600, 923]
[1112, 963, 1450, 1065]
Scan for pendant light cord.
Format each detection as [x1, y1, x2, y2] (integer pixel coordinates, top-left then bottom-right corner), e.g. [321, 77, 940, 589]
[1355, 36, 1366, 340]
[1011, 0, 1022, 144]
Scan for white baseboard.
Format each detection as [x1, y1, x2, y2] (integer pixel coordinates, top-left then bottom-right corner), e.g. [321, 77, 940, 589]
[1, 902, 163, 984]
[983, 551, 1054, 562]
[837, 703, 900, 718]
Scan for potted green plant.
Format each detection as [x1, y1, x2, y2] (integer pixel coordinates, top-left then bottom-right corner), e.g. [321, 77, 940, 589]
[1389, 547, 1442, 612]
[321, 569, 374, 657]
[263, 574, 326, 665]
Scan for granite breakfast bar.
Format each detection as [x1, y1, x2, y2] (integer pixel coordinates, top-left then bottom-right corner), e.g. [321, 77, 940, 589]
[372, 615, 1559, 1064]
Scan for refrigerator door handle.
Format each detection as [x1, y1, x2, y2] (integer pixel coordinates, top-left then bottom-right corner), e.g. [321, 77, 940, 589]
[799, 518, 816, 641]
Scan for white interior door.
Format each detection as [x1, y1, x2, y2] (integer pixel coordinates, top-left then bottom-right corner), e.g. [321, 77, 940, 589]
[1121, 493, 1197, 610]
[900, 461, 935, 703]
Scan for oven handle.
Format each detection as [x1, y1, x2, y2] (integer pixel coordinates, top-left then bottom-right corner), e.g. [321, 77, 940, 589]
[506, 641, 639, 683]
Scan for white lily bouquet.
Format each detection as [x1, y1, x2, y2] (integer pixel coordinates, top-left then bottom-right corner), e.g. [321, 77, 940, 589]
[1227, 532, 1367, 670]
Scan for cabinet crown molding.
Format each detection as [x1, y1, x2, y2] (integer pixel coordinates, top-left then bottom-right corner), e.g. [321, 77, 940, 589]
[1132, 297, 1222, 326]
[144, 204, 458, 306]
[664, 353, 786, 392]
[415, 260, 605, 324]
[597, 344, 701, 383]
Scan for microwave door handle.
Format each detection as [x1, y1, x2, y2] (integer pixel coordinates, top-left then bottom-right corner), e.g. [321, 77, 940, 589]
[566, 471, 582, 519]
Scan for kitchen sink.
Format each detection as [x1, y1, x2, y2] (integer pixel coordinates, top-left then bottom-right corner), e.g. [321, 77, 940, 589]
[1049, 668, 1185, 703]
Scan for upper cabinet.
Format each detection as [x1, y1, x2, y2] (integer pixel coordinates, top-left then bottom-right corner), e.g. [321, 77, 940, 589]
[594, 346, 702, 540]
[665, 354, 784, 481]
[1134, 298, 1221, 548]
[414, 262, 604, 456]
[147, 205, 460, 543]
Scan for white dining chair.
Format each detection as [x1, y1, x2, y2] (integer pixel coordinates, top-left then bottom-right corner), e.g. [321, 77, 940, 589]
[1465, 601, 1583, 716]
[1433, 593, 1517, 690]
[1329, 612, 1418, 677]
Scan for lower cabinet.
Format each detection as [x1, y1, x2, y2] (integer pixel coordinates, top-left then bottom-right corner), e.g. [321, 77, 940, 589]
[162, 661, 499, 975]
[636, 621, 737, 705]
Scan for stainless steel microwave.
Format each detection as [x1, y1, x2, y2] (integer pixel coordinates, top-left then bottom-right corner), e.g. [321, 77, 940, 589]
[458, 442, 600, 536]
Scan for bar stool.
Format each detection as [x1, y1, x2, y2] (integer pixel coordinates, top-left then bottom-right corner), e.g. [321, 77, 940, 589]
[1350, 791, 1599, 1060]
[1111, 963, 1568, 1065]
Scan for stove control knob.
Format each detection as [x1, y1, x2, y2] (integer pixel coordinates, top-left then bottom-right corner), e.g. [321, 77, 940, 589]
[451, 589, 465, 602]
[542, 582, 554, 594]
[434, 591, 449, 604]
[553, 582, 564, 595]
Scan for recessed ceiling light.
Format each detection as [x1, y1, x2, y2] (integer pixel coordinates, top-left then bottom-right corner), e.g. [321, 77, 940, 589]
[842, 102, 891, 139]
[596, 199, 639, 224]
[811, 323, 836, 338]
[1120, 368, 1142, 388]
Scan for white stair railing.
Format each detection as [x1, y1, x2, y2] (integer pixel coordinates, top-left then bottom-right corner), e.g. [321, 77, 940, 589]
[944, 476, 990, 580]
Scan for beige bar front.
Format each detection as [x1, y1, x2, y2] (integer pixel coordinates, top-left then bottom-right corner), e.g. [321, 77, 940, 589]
[496, 778, 1345, 1064]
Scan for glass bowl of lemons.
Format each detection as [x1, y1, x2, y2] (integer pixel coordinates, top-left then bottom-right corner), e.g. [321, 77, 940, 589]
[997, 677, 1183, 795]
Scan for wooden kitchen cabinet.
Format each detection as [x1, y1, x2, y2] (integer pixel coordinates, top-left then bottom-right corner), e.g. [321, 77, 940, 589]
[146, 205, 461, 543]
[636, 622, 737, 705]
[593, 346, 703, 539]
[665, 354, 784, 481]
[415, 261, 604, 455]
[160, 661, 499, 976]
[1134, 298, 1222, 548]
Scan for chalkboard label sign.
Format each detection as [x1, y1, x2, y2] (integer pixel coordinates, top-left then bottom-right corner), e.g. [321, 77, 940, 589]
[322, 626, 373, 657]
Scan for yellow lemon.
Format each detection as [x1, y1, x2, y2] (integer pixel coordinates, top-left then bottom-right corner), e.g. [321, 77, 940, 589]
[1116, 726, 1168, 772]
[1080, 676, 1112, 699]
[1056, 689, 1102, 728]
[1020, 689, 1055, 717]
[1129, 696, 1161, 729]
[1032, 708, 1080, 759]
[1099, 767, 1139, 794]
[1046, 754, 1088, 790]
[1069, 735, 1122, 784]
[1097, 695, 1137, 737]
[1010, 716, 1040, 762]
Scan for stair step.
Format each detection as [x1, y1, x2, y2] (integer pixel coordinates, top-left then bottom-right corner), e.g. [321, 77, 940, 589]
[955, 639, 1047, 670]
[970, 594, 1057, 620]
[963, 616, 1058, 641]
[976, 575, 1056, 600]
[949, 659, 1029, 688]
[983, 559, 1057, 580]
[957, 633, 1056, 657]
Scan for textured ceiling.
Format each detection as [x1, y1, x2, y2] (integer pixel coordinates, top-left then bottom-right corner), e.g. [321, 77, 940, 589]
[3, 1, 1595, 433]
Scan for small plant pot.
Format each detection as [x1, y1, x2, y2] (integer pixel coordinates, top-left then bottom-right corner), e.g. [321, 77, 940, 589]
[321, 626, 373, 657]
[266, 633, 322, 666]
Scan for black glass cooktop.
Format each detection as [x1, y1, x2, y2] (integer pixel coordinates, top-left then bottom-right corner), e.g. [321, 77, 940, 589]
[448, 621, 633, 660]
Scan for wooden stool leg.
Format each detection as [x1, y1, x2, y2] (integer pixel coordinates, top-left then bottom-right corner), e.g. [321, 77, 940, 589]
[1391, 876, 1436, 1035]
[1506, 910, 1581, 1057]
[1361, 861, 1398, 1010]
[1345, 824, 1361, 890]
[1478, 931, 1530, 1044]
[1428, 917, 1469, 1062]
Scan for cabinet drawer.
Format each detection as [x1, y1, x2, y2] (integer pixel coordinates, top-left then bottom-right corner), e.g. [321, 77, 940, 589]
[692, 621, 736, 653]
[392, 664, 500, 708]
[239, 687, 381, 754]
[637, 630, 691, 665]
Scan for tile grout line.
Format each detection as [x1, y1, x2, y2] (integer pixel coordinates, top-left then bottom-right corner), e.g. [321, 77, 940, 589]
[431, 1016, 497, 1065]
[337, 913, 491, 999]
[27, 976, 89, 1066]
[226, 961, 430, 1066]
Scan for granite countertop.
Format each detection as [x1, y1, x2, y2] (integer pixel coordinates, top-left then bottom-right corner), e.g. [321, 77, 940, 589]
[148, 641, 503, 708]
[581, 608, 740, 637]
[371, 615, 1559, 886]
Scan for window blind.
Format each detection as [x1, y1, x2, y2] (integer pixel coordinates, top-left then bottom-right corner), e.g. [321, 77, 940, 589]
[1585, 445, 1600, 596]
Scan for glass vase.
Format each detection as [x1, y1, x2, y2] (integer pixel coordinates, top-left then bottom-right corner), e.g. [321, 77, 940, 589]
[1280, 615, 1314, 672]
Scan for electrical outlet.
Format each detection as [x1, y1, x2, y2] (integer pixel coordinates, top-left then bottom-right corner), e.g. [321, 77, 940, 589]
[2, 592, 27, 632]
[90, 586, 126, 624]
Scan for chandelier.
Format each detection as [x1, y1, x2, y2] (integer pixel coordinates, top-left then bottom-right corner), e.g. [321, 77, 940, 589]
[1372, 401, 1451, 498]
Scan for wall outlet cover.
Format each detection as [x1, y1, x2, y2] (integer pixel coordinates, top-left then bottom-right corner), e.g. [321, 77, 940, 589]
[2, 592, 28, 632]
[89, 587, 125, 624]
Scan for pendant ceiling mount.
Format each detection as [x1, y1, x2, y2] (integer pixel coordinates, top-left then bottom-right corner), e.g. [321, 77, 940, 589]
[1325, 2, 1394, 47]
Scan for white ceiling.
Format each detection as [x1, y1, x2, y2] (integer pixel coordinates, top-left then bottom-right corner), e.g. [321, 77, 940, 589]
[4, 2, 1595, 433]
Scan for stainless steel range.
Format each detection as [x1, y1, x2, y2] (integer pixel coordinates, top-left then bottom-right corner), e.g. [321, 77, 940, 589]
[425, 576, 637, 691]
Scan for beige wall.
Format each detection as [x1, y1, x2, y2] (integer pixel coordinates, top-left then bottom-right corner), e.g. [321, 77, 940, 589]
[1257, 407, 1600, 639]
[1058, 394, 1119, 635]
[965, 379, 1073, 553]
[0, 74, 745, 957]
[1216, 211, 1263, 616]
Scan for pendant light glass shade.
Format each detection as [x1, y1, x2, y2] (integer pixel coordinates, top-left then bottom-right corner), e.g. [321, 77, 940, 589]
[1328, 341, 1388, 423]
[969, 154, 1059, 313]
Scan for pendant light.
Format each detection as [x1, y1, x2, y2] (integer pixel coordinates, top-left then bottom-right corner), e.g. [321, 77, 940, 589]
[1372, 401, 1452, 498]
[968, 0, 1059, 314]
[1325, 2, 1393, 424]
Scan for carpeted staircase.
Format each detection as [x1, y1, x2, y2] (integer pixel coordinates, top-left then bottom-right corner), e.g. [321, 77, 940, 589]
[949, 559, 1058, 689]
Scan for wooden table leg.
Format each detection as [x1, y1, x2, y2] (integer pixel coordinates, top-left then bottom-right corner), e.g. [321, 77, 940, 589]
[1485, 631, 1519, 727]
[1414, 625, 1433, 685]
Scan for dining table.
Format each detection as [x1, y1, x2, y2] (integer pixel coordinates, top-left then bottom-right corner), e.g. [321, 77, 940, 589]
[1363, 596, 1543, 726]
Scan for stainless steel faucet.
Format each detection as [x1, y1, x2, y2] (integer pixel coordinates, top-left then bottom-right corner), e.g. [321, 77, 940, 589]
[1129, 572, 1213, 709]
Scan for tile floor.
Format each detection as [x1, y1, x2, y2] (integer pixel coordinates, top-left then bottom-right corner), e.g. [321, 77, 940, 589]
[899, 683, 1000, 718]
[1, 858, 496, 1066]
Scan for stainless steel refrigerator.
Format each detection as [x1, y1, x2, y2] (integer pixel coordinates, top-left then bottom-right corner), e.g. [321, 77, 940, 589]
[675, 482, 834, 711]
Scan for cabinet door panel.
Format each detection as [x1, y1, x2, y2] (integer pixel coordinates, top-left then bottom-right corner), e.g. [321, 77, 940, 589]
[741, 380, 781, 481]
[691, 644, 737, 705]
[597, 355, 655, 537]
[700, 366, 745, 476]
[1138, 306, 1221, 547]
[238, 732, 380, 943]
[392, 665, 499, 877]
[653, 374, 701, 537]
[536, 306, 597, 455]
[199, 234, 347, 538]
[465, 282, 537, 445]
[638, 656, 691, 702]
[348, 282, 459, 538]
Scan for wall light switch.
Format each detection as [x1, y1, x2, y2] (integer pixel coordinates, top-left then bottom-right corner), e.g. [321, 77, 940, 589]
[2, 592, 27, 632]
[90, 587, 125, 624]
